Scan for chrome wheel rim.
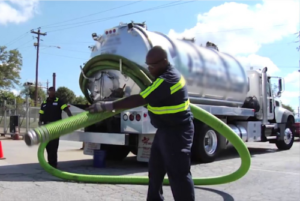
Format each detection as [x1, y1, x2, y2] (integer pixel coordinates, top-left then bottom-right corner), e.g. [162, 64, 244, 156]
[204, 130, 218, 155]
[283, 127, 293, 145]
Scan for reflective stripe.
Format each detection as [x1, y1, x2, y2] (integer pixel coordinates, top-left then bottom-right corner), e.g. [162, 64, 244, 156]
[140, 78, 164, 98]
[147, 99, 190, 115]
[61, 104, 67, 110]
[43, 97, 59, 104]
[39, 110, 44, 114]
[170, 75, 186, 95]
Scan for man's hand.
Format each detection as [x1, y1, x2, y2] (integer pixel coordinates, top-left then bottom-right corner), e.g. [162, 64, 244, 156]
[87, 101, 113, 113]
[65, 108, 73, 117]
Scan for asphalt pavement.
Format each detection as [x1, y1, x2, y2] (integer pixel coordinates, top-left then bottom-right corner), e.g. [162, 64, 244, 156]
[0, 137, 299, 201]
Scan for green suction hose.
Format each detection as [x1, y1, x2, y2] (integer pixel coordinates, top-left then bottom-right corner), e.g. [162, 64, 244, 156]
[25, 54, 251, 185]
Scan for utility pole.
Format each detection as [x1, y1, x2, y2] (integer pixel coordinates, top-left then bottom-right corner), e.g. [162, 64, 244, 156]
[31, 28, 46, 106]
[46, 79, 49, 93]
[297, 31, 300, 117]
[53, 73, 56, 90]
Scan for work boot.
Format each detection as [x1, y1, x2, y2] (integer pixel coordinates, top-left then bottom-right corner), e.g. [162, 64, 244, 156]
[49, 162, 57, 169]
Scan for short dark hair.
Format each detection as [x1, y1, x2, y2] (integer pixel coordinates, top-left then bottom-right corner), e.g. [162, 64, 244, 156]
[48, 87, 55, 91]
[149, 46, 168, 58]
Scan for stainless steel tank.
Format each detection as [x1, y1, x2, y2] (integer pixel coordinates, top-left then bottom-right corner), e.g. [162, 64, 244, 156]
[85, 22, 249, 107]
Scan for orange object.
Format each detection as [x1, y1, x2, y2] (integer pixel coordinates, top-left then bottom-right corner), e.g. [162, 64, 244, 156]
[13, 126, 20, 140]
[0, 141, 5, 160]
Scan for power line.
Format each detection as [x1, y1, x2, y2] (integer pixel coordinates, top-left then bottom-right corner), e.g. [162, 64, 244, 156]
[31, 28, 47, 106]
[38, 0, 144, 29]
[14, 39, 35, 50]
[39, 52, 87, 60]
[39, 45, 91, 53]
[44, 1, 193, 33]
[3, 1, 142, 48]
[41, 41, 92, 45]
[2, 32, 29, 47]
[43, 1, 180, 30]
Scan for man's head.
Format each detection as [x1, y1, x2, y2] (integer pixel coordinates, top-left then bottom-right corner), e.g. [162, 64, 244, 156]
[145, 46, 169, 77]
[48, 87, 55, 98]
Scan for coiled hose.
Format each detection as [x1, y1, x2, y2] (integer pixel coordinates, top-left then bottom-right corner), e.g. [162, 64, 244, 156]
[25, 54, 251, 185]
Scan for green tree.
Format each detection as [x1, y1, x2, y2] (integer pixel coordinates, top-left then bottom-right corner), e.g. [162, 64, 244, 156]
[20, 86, 46, 106]
[15, 95, 25, 111]
[72, 96, 89, 105]
[0, 90, 16, 106]
[0, 46, 22, 89]
[282, 103, 295, 114]
[56, 86, 76, 103]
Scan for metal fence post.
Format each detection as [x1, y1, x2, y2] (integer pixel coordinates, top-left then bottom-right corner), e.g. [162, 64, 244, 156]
[14, 97, 16, 115]
[3, 100, 7, 134]
[26, 95, 29, 134]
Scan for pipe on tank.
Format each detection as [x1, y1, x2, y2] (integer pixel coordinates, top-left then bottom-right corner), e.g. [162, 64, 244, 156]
[261, 67, 269, 125]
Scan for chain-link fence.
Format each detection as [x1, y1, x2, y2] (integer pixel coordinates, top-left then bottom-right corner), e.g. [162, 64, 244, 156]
[0, 100, 41, 135]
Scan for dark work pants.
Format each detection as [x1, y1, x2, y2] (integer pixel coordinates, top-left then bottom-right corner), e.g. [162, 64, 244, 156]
[46, 138, 59, 168]
[45, 122, 60, 168]
[147, 122, 195, 201]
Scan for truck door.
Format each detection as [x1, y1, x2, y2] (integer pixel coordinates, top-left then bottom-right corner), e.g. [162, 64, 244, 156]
[267, 78, 275, 120]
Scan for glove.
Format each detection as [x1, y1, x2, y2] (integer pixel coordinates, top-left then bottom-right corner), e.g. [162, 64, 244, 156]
[87, 101, 114, 113]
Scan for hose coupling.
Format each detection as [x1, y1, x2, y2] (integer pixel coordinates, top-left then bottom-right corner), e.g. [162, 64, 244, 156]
[24, 129, 39, 146]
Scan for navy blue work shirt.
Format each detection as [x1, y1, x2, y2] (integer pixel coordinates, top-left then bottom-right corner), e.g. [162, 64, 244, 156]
[140, 65, 193, 129]
[39, 97, 68, 123]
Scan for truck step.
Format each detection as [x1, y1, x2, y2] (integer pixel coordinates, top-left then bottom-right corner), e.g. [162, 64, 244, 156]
[265, 124, 276, 129]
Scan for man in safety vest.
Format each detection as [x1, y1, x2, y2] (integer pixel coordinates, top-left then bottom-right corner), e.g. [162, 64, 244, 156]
[88, 46, 195, 201]
[39, 86, 73, 168]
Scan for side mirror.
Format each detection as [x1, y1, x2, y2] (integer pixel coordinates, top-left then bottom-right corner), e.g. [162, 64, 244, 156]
[278, 79, 282, 92]
[277, 91, 282, 97]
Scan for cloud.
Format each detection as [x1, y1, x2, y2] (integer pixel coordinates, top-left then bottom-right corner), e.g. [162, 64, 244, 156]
[282, 91, 299, 98]
[284, 70, 300, 88]
[280, 91, 299, 111]
[236, 54, 280, 74]
[168, 0, 299, 56]
[0, 0, 40, 25]
[167, 0, 300, 111]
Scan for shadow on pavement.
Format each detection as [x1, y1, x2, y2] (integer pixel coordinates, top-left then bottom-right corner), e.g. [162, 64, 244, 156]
[189, 145, 287, 165]
[217, 138, 299, 162]
[1, 141, 298, 182]
[215, 146, 281, 162]
[0, 155, 148, 182]
[195, 187, 235, 201]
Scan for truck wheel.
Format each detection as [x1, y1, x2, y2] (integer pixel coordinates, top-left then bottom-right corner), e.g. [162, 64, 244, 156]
[275, 119, 294, 150]
[192, 124, 221, 163]
[100, 145, 130, 161]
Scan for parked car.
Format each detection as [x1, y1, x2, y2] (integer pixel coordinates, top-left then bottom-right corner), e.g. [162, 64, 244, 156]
[294, 117, 300, 137]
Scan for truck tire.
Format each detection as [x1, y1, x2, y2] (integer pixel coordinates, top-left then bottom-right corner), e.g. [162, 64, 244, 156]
[275, 119, 294, 150]
[192, 123, 221, 163]
[100, 144, 130, 161]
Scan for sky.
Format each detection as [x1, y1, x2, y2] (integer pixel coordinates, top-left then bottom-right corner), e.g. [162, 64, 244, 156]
[0, 0, 299, 113]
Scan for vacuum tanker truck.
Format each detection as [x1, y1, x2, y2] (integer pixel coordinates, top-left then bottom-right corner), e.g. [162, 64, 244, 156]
[61, 22, 295, 163]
